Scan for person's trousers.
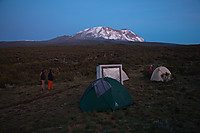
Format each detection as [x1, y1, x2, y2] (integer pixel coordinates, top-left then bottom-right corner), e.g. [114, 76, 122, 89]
[42, 80, 45, 90]
[48, 81, 53, 89]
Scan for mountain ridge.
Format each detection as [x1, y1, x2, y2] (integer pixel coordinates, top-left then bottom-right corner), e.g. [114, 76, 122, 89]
[0, 40, 184, 48]
[48, 26, 145, 43]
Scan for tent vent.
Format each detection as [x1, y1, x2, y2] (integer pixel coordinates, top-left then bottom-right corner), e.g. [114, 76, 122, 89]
[115, 102, 119, 107]
[92, 79, 111, 98]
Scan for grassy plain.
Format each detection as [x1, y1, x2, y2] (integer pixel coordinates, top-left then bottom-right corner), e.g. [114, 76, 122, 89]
[0, 44, 200, 132]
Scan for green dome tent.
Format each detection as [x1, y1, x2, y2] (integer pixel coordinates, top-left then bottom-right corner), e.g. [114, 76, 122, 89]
[80, 77, 134, 112]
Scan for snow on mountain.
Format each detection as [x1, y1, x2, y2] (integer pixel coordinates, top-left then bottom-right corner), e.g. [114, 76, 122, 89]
[71, 26, 145, 42]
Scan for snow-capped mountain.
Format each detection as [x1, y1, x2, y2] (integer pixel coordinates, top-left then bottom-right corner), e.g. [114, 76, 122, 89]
[47, 26, 145, 43]
[71, 26, 145, 42]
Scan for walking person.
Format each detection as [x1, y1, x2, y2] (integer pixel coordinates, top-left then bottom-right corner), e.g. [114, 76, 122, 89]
[48, 69, 54, 90]
[40, 69, 46, 91]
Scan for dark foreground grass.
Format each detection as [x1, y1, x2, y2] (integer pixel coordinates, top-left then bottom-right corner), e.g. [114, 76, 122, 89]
[0, 44, 200, 133]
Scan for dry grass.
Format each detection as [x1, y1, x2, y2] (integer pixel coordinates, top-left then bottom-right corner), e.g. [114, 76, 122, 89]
[0, 44, 200, 132]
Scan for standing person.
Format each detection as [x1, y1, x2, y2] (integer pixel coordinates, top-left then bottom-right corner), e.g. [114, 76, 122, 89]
[48, 69, 54, 90]
[40, 69, 46, 91]
[149, 65, 153, 77]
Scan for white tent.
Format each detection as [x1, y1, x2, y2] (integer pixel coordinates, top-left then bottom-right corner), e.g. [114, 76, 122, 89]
[97, 64, 129, 84]
[150, 66, 172, 82]
[103, 68, 129, 82]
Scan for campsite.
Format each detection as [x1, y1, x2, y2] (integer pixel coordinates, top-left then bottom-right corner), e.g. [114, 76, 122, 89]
[0, 44, 200, 132]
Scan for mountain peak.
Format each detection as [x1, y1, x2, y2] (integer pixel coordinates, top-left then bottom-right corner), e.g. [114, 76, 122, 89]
[72, 26, 145, 42]
[49, 26, 145, 43]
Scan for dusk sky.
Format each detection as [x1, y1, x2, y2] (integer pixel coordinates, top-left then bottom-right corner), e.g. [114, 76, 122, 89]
[0, 0, 200, 44]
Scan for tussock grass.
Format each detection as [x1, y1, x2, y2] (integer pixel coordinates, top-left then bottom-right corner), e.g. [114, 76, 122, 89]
[0, 44, 200, 132]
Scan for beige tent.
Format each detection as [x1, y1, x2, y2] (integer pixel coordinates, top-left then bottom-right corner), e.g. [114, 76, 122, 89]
[97, 64, 129, 84]
[150, 66, 172, 82]
[103, 68, 129, 82]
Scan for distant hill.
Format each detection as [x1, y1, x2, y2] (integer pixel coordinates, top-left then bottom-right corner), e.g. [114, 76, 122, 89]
[0, 40, 186, 48]
[47, 35, 72, 43]
[0, 40, 115, 47]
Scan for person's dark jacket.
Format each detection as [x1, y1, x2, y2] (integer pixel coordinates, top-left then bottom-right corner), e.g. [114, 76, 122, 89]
[48, 72, 53, 81]
[41, 72, 46, 80]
